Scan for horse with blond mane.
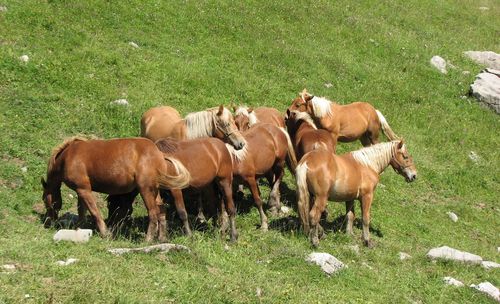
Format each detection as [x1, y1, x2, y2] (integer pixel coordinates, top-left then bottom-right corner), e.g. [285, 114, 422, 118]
[287, 89, 398, 148]
[41, 137, 190, 242]
[296, 140, 417, 247]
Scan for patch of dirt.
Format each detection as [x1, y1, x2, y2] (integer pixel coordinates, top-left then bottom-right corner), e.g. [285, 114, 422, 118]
[32, 202, 45, 214]
[1, 155, 26, 166]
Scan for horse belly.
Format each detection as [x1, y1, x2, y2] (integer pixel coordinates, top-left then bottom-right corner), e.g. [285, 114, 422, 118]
[328, 179, 357, 202]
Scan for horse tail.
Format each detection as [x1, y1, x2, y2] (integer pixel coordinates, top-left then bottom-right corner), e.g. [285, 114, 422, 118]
[158, 156, 191, 190]
[279, 127, 298, 176]
[296, 161, 310, 234]
[375, 110, 399, 141]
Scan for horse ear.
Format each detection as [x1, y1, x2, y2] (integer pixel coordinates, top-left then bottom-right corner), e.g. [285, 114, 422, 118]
[397, 139, 404, 149]
[247, 107, 253, 113]
[217, 104, 224, 116]
[41, 177, 47, 188]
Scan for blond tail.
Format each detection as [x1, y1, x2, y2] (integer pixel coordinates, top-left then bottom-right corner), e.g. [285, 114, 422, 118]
[280, 127, 298, 176]
[376, 110, 399, 141]
[296, 161, 310, 233]
[158, 157, 191, 190]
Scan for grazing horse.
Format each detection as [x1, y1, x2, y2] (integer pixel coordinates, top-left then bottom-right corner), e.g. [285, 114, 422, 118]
[141, 105, 246, 150]
[296, 140, 417, 247]
[226, 123, 288, 229]
[155, 137, 238, 242]
[286, 89, 399, 147]
[41, 137, 190, 242]
[285, 110, 336, 163]
[234, 106, 298, 174]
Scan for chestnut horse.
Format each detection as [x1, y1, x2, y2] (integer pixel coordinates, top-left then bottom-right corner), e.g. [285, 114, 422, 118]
[155, 137, 238, 242]
[41, 137, 190, 242]
[296, 140, 417, 247]
[226, 123, 288, 229]
[286, 89, 399, 147]
[141, 105, 246, 150]
[234, 106, 298, 173]
[285, 110, 336, 163]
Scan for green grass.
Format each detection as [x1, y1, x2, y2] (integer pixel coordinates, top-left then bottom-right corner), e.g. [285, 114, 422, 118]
[1, 0, 499, 303]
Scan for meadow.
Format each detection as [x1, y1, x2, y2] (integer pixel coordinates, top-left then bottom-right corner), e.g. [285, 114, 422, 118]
[0, 0, 499, 303]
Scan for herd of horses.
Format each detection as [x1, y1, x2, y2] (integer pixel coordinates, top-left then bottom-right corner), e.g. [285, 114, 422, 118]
[41, 89, 417, 247]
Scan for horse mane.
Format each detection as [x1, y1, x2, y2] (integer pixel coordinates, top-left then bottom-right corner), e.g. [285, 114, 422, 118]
[225, 143, 249, 163]
[310, 96, 333, 118]
[184, 107, 232, 139]
[351, 141, 400, 173]
[47, 136, 88, 174]
[292, 110, 317, 130]
[235, 106, 259, 126]
[155, 138, 179, 154]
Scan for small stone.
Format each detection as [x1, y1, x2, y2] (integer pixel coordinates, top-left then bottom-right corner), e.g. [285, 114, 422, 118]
[447, 212, 458, 222]
[1, 264, 16, 272]
[462, 70, 470, 75]
[53, 229, 92, 243]
[0, 6, 7, 12]
[21, 166, 27, 173]
[427, 246, 482, 264]
[469, 151, 480, 162]
[128, 41, 139, 48]
[19, 55, 29, 63]
[443, 276, 464, 287]
[306, 252, 346, 275]
[324, 83, 333, 88]
[430, 55, 447, 74]
[478, 7, 489, 10]
[279, 206, 291, 215]
[481, 261, 500, 269]
[224, 244, 230, 251]
[470, 282, 500, 302]
[24, 294, 30, 299]
[112, 99, 129, 106]
[399, 252, 412, 260]
[55, 258, 78, 266]
[256, 287, 262, 297]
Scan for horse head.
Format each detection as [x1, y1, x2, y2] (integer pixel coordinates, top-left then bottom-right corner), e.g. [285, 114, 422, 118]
[41, 177, 62, 227]
[234, 106, 253, 132]
[390, 140, 417, 182]
[213, 105, 246, 150]
[286, 88, 314, 120]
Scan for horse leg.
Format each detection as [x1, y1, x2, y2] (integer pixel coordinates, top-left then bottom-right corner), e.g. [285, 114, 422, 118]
[169, 189, 192, 236]
[345, 200, 355, 236]
[245, 176, 268, 231]
[309, 194, 328, 247]
[139, 187, 161, 242]
[77, 196, 87, 227]
[360, 193, 374, 248]
[76, 189, 109, 238]
[268, 163, 285, 215]
[220, 177, 238, 242]
[195, 194, 207, 224]
[156, 193, 168, 242]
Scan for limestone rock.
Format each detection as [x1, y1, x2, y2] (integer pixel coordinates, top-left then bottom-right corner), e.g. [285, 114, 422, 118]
[306, 252, 346, 275]
[0, 6, 7, 12]
[430, 56, 447, 74]
[470, 282, 500, 302]
[112, 99, 129, 106]
[53, 229, 92, 243]
[446, 212, 458, 222]
[443, 276, 464, 287]
[482, 261, 500, 269]
[464, 51, 500, 69]
[427, 246, 482, 264]
[399, 252, 412, 260]
[19, 55, 29, 63]
[128, 41, 139, 48]
[1, 264, 16, 272]
[469, 68, 500, 114]
[108, 243, 190, 255]
[55, 258, 78, 266]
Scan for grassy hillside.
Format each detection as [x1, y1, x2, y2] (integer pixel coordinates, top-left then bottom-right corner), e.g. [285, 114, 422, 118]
[1, 0, 499, 303]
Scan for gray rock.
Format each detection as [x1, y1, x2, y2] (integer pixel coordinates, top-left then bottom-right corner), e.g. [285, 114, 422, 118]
[399, 252, 412, 260]
[470, 282, 500, 302]
[19, 55, 29, 63]
[430, 56, 447, 74]
[464, 51, 500, 70]
[427, 246, 482, 264]
[108, 243, 190, 255]
[128, 41, 139, 48]
[469, 68, 500, 114]
[55, 258, 78, 266]
[446, 211, 458, 222]
[443, 276, 464, 287]
[482, 261, 500, 269]
[53, 229, 92, 243]
[306, 252, 346, 275]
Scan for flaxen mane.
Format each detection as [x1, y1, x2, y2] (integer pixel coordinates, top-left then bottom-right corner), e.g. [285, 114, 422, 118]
[310, 96, 333, 118]
[225, 143, 249, 163]
[351, 141, 401, 173]
[184, 107, 232, 139]
[292, 110, 317, 129]
[235, 106, 259, 126]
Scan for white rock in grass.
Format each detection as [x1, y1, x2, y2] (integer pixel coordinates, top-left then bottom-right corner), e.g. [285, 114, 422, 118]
[470, 282, 500, 302]
[482, 261, 500, 269]
[324, 82, 333, 88]
[19, 55, 29, 63]
[112, 99, 129, 106]
[0, 6, 7, 12]
[128, 41, 139, 48]
[478, 7, 489, 11]
[306, 252, 346, 275]
[399, 252, 412, 260]
[470, 69, 500, 114]
[56, 258, 78, 266]
[443, 276, 464, 287]
[430, 56, 447, 74]
[1, 264, 16, 272]
[21, 166, 28, 173]
[464, 51, 500, 70]
[468, 151, 480, 162]
[53, 229, 92, 243]
[255, 287, 262, 297]
[279, 206, 291, 215]
[446, 212, 458, 222]
[427, 246, 482, 264]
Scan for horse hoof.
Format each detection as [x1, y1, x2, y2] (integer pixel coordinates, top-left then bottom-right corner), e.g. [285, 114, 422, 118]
[268, 207, 279, 217]
[364, 240, 374, 248]
[260, 224, 269, 232]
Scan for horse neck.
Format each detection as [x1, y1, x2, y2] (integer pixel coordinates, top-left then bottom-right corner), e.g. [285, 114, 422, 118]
[184, 110, 215, 139]
[351, 142, 395, 174]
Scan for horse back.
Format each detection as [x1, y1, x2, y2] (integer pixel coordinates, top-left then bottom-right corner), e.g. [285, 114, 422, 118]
[254, 107, 285, 128]
[297, 128, 335, 159]
[140, 106, 183, 142]
[336, 102, 378, 140]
